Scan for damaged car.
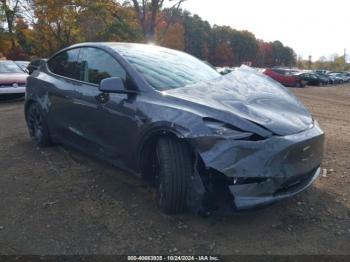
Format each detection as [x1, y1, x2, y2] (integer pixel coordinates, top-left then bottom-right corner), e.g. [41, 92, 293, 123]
[25, 43, 324, 214]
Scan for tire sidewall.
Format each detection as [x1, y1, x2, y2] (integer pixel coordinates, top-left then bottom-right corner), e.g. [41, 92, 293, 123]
[26, 103, 51, 146]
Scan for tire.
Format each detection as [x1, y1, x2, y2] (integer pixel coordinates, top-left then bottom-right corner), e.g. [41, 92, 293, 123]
[26, 102, 52, 147]
[155, 137, 193, 214]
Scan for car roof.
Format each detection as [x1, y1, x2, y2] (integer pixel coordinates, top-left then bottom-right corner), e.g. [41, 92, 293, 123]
[72, 42, 148, 46]
[68, 42, 188, 55]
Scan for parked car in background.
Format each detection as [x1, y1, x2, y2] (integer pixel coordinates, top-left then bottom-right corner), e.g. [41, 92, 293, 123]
[15, 61, 30, 73]
[327, 74, 343, 84]
[314, 72, 331, 84]
[25, 43, 324, 214]
[27, 58, 47, 75]
[216, 67, 233, 75]
[314, 70, 330, 75]
[0, 60, 27, 98]
[295, 72, 327, 86]
[263, 68, 305, 87]
[338, 72, 350, 82]
[328, 73, 349, 83]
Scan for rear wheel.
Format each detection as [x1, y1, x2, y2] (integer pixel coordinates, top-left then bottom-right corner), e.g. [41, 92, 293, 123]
[26, 102, 52, 147]
[155, 137, 193, 214]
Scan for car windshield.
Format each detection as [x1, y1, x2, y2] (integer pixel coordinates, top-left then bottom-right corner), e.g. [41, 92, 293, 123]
[0, 61, 24, 74]
[111, 44, 221, 91]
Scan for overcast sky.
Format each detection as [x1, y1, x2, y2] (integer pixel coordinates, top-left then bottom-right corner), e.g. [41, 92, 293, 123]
[181, 0, 350, 61]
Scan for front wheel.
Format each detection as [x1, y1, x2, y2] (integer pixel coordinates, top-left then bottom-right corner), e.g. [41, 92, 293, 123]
[155, 137, 193, 214]
[26, 102, 52, 147]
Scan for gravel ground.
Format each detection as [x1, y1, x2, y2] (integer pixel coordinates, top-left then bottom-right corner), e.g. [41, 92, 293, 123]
[0, 85, 349, 255]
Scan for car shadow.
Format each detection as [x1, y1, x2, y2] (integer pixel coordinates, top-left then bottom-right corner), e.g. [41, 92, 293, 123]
[0, 94, 25, 103]
[57, 143, 350, 225]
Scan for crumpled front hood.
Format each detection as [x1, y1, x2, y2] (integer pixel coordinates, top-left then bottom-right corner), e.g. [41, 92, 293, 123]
[164, 66, 313, 136]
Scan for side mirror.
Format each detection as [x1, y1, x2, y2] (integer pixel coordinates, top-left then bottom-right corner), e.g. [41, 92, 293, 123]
[99, 77, 126, 93]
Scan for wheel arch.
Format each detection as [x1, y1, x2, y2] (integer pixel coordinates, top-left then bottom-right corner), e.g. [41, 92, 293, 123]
[137, 126, 204, 180]
[24, 99, 37, 120]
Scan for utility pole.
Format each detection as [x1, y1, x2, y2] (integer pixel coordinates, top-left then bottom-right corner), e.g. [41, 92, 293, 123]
[344, 48, 347, 60]
[308, 55, 312, 70]
[344, 48, 347, 71]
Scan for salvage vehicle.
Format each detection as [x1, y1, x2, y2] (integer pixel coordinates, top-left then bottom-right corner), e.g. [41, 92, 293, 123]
[25, 43, 324, 214]
[0, 60, 27, 98]
[263, 68, 305, 87]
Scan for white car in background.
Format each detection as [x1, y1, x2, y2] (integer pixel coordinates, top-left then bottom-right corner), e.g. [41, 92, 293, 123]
[15, 61, 30, 73]
[0, 61, 28, 97]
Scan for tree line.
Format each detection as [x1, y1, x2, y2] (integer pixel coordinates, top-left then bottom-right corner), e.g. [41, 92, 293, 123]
[1, 0, 297, 68]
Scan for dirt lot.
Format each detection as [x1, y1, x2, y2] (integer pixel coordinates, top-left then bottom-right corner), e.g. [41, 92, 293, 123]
[0, 85, 349, 255]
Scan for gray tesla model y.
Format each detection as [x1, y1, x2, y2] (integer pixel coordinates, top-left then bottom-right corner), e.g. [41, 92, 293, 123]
[25, 43, 324, 214]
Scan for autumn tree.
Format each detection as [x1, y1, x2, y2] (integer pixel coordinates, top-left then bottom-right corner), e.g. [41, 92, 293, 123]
[230, 30, 258, 65]
[158, 21, 184, 50]
[0, 0, 20, 34]
[30, 0, 84, 55]
[0, 0, 299, 66]
[182, 12, 210, 60]
[271, 41, 296, 67]
[213, 42, 234, 67]
[76, 0, 142, 42]
[125, 0, 186, 42]
[14, 18, 33, 55]
[254, 40, 274, 67]
[209, 26, 259, 66]
[0, 0, 24, 46]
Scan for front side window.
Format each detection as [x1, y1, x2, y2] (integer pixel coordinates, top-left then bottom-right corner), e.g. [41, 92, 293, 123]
[48, 48, 81, 80]
[111, 44, 221, 91]
[79, 47, 126, 85]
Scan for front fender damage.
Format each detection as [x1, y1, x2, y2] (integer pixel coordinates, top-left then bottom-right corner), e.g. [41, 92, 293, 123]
[184, 124, 324, 213]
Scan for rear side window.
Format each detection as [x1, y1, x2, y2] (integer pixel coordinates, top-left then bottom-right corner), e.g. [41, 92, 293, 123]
[79, 47, 126, 85]
[48, 48, 81, 80]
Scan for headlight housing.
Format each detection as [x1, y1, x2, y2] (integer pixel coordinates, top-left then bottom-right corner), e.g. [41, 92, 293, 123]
[203, 118, 254, 139]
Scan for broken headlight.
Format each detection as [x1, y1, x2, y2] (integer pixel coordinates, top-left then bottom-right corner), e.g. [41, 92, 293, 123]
[203, 118, 253, 139]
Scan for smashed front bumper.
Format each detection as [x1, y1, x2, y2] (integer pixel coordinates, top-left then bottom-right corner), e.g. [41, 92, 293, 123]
[192, 124, 324, 210]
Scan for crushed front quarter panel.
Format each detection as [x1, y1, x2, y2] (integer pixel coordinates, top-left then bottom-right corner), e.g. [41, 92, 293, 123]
[190, 123, 324, 210]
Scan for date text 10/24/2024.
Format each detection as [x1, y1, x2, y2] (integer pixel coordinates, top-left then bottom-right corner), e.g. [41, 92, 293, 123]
[127, 256, 220, 261]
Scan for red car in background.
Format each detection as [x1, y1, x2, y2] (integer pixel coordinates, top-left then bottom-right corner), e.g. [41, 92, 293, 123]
[264, 68, 305, 87]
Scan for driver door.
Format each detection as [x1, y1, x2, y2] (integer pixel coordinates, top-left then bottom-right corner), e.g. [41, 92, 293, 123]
[69, 47, 139, 167]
